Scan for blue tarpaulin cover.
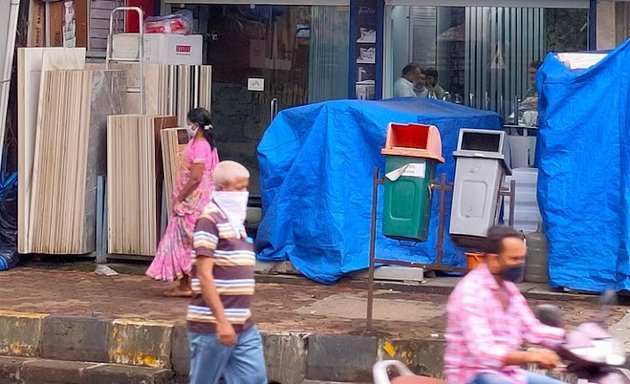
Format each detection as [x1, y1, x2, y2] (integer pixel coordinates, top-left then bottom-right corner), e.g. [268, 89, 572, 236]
[256, 98, 502, 284]
[537, 41, 630, 292]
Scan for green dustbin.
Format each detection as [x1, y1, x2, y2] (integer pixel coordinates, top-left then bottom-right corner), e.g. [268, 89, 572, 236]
[381, 123, 445, 241]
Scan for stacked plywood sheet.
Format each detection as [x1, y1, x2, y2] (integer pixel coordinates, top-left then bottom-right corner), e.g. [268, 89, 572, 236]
[26, 69, 126, 254]
[18, 48, 87, 253]
[107, 115, 177, 256]
[113, 63, 212, 126]
[161, 128, 189, 215]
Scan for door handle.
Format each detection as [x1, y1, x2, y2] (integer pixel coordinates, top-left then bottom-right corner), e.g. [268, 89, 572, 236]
[270, 98, 279, 123]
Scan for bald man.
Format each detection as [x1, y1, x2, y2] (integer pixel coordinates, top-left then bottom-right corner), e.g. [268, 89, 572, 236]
[187, 161, 267, 384]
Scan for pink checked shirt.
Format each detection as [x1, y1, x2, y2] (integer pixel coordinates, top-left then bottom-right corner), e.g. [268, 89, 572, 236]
[444, 264, 565, 384]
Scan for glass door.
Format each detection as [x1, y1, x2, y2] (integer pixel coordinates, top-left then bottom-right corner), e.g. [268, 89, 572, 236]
[383, 4, 588, 119]
[173, 4, 349, 195]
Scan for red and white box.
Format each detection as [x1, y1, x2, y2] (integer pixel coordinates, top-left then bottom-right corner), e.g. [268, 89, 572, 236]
[111, 34, 203, 65]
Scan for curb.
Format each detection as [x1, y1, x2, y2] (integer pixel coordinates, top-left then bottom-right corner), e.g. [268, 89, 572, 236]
[0, 356, 173, 384]
[0, 310, 446, 383]
[255, 274, 605, 304]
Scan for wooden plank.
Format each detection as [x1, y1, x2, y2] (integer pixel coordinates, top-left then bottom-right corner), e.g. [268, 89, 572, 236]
[27, 0, 45, 47]
[17, 48, 86, 253]
[74, 0, 89, 48]
[48, 1, 65, 47]
[161, 128, 188, 215]
[27, 69, 124, 254]
[107, 115, 177, 256]
[111, 63, 213, 123]
[20, 48, 85, 253]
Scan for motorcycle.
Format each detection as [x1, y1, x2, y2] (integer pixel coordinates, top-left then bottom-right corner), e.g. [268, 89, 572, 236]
[373, 290, 629, 384]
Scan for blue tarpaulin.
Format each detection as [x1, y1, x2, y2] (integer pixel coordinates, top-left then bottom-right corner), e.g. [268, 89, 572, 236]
[256, 98, 502, 284]
[537, 41, 630, 292]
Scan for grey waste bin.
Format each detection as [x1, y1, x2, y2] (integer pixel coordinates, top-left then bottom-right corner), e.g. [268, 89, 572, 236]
[449, 129, 511, 238]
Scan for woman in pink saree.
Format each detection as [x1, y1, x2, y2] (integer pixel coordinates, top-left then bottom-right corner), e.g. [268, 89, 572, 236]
[147, 108, 219, 296]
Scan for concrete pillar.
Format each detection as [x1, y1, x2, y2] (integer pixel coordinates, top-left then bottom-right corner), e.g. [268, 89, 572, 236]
[597, 1, 630, 50]
[597, 1, 617, 50]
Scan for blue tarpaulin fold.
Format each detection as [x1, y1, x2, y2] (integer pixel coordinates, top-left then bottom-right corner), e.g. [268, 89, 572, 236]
[536, 40, 630, 292]
[256, 98, 501, 284]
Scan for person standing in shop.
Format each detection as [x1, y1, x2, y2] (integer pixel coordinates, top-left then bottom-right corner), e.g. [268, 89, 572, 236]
[147, 107, 220, 297]
[424, 68, 446, 100]
[187, 161, 267, 384]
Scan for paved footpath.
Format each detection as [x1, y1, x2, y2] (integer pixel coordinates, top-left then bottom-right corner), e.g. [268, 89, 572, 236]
[0, 263, 628, 383]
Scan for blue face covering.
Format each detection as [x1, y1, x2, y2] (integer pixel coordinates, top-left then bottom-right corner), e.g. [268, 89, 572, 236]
[502, 264, 525, 283]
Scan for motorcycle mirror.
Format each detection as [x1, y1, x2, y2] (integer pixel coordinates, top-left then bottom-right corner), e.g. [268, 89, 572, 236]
[535, 304, 564, 328]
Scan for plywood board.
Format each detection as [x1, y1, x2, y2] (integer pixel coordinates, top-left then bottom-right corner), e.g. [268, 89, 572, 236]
[17, 47, 86, 253]
[107, 115, 177, 256]
[161, 128, 188, 215]
[27, 69, 125, 254]
[110, 63, 212, 123]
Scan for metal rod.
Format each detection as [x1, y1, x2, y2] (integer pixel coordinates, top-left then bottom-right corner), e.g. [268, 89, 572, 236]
[95, 176, 106, 264]
[508, 179, 516, 227]
[366, 167, 380, 331]
[436, 173, 447, 266]
[499, 181, 517, 228]
[372, 258, 468, 274]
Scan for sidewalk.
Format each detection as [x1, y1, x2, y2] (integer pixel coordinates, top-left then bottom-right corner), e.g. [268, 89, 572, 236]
[0, 263, 628, 383]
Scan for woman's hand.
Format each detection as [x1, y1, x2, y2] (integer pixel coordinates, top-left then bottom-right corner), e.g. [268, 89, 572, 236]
[172, 198, 182, 216]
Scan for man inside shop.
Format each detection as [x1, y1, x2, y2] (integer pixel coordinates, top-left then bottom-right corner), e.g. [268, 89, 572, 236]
[518, 60, 542, 125]
[521, 61, 542, 110]
[393, 63, 424, 98]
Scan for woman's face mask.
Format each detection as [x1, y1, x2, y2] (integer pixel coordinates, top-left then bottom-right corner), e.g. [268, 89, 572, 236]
[186, 123, 198, 139]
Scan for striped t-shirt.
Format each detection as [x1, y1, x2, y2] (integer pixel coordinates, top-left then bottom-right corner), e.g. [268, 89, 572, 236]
[187, 202, 256, 333]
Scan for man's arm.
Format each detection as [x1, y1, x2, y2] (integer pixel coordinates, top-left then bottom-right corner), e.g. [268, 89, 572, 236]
[456, 291, 560, 368]
[515, 293, 565, 348]
[503, 350, 559, 368]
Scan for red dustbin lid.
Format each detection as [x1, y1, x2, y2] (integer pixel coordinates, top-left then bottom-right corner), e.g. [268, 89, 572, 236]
[381, 123, 445, 163]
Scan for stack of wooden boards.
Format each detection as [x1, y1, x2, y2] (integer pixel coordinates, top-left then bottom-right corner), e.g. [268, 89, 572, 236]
[107, 116, 178, 257]
[105, 65, 213, 257]
[18, 47, 126, 254]
[17, 49, 213, 258]
[160, 128, 189, 216]
[115, 63, 212, 126]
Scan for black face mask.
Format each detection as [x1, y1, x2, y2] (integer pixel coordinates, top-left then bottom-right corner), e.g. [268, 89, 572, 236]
[502, 264, 525, 283]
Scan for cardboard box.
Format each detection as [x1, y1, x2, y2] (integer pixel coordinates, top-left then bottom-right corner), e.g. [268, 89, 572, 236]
[111, 34, 203, 65]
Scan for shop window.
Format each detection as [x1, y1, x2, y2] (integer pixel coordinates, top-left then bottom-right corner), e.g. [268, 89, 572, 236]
[385, 5, 588, 119]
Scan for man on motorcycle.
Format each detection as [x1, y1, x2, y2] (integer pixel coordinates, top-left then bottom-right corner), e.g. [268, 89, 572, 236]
[444, 225, 565, 384]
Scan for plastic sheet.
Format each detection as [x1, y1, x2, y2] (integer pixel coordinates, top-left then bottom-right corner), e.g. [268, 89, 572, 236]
[0, 172, 17, 271]
[536, 40, 630, 292]
[256, 98, 502, 283]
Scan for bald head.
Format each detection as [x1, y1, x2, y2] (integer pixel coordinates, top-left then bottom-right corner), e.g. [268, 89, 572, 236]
[213, 161, 250, 191]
